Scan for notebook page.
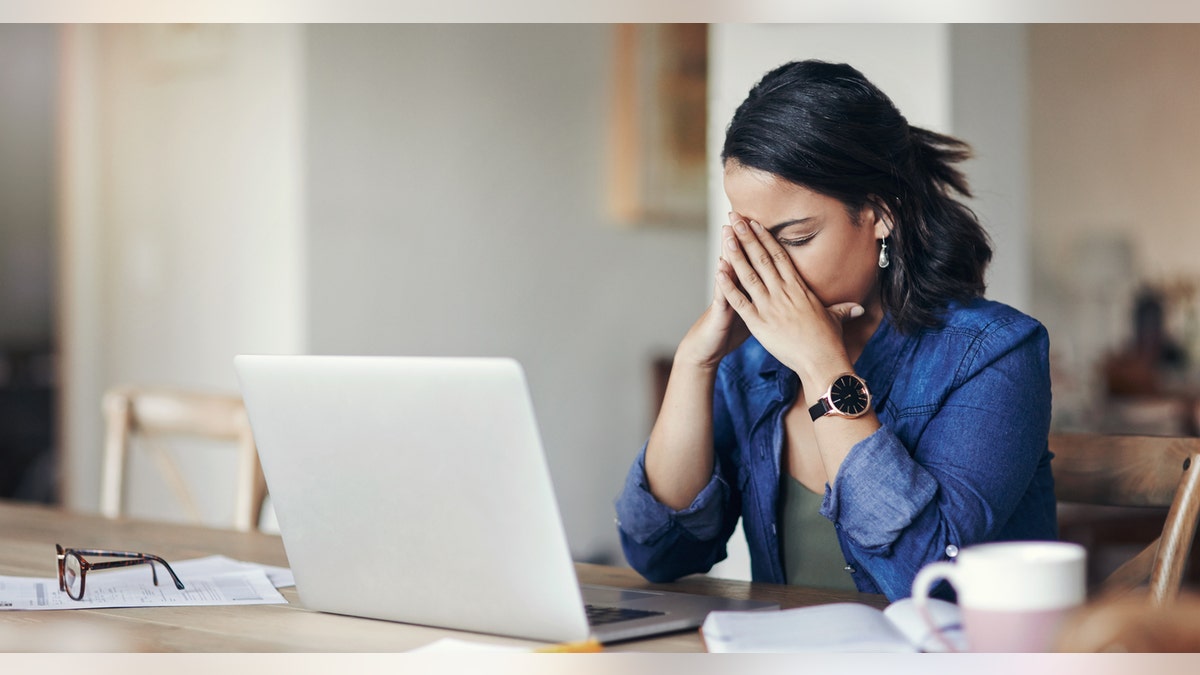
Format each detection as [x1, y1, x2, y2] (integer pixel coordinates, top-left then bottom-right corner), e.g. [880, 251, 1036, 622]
[883, 597, 967, 652]
[701, 602, 917, 652]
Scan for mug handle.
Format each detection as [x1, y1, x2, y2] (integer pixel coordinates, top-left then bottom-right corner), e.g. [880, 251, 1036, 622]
[910, 561, 962, 653]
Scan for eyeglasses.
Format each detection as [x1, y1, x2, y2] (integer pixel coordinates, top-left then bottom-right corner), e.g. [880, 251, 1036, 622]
[55, 544, 185, 600]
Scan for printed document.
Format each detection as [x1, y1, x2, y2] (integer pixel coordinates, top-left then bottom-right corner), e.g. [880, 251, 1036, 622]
[0, 555, 291, 610]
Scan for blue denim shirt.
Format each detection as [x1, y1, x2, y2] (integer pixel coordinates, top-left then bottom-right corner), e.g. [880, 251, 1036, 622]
[614, 298, 1057, 601]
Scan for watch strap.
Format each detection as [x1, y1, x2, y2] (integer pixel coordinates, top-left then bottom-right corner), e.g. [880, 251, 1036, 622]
[808, 398, 832, 422]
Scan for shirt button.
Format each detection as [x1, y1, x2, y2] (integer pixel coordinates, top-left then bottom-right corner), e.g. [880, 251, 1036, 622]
[945, 544, 959, 559]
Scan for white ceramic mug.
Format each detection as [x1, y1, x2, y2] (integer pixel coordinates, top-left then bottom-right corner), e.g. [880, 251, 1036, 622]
[910, 541, 1087, 652]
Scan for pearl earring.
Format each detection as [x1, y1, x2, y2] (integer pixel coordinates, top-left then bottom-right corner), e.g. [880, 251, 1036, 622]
[878, 238, 890, 269]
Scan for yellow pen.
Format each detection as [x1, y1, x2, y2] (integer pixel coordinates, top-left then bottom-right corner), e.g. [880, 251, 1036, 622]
[533, 638, 604, 653]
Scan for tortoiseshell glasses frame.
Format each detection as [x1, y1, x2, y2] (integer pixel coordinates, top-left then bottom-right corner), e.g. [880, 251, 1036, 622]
[55, 544, 185, 601]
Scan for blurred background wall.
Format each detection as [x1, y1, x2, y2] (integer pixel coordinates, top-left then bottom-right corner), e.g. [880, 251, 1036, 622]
[1029, 24, 1200, 435]
[301, 25, 707, 562]
[54, 24, 707, 565]
[0, 24, 57, 503]
[2, 23, 1198, 572]
[58, 24, 307, 530]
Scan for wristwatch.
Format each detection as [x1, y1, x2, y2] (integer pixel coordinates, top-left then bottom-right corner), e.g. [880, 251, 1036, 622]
[808, 372, 872, 422]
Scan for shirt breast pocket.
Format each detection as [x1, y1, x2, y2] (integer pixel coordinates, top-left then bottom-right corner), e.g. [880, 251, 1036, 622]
[880, 399, 935, 455]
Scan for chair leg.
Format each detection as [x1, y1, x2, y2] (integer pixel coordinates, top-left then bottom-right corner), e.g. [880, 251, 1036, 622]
[100, 392, 132, 519]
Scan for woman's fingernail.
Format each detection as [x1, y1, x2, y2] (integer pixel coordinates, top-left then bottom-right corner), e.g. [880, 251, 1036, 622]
[849, 305, 865, 318]
[725, 237, 738, 251]
[734, 221, 747, 234]
[750, 220, 763, 233]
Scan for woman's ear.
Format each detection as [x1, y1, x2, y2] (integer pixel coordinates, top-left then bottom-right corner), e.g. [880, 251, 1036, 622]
[865, 195, 895, 239]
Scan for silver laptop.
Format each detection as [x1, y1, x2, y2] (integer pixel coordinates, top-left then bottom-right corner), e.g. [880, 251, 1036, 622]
[234, 355, 776, 644]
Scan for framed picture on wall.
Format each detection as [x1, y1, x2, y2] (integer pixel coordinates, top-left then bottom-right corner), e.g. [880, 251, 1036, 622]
[608, 24, 708, 229]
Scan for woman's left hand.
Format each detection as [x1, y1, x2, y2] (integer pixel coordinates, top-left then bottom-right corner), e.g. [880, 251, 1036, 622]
[716, 214, 862, 388]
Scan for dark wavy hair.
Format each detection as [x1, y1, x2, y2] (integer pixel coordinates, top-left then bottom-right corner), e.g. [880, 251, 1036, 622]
[721, 60, 991, 334]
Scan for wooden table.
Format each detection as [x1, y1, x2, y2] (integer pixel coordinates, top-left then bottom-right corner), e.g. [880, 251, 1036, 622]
[0, 500, 887, 652]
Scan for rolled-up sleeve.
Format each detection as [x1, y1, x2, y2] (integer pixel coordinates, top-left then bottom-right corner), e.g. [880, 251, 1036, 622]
[614, 447, 739, 582]
[821, 426, 938, 551]
[614, 372, 744, 582]
[820, 317, 1053, 599]
[615, 445, 729, 545]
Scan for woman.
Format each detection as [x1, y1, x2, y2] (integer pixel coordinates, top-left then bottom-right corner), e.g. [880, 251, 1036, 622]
[614, 60, 1056, 601]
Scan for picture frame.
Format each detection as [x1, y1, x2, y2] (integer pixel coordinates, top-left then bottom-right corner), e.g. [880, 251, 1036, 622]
[608, 24, 708, 229]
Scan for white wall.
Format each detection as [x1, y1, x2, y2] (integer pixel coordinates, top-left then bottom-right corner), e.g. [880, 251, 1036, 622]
[60, 25, 306, 522]
[303, 24, 708, 563]
[950, 24, 1031, 312]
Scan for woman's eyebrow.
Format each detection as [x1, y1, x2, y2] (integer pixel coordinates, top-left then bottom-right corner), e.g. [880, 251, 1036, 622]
[767, 217, 818, 237]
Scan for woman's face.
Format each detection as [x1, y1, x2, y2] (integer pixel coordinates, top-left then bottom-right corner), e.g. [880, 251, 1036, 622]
[722, 162, 889, 309]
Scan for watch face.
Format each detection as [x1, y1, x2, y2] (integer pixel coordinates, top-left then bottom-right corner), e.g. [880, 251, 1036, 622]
[830, 375, 870, 416]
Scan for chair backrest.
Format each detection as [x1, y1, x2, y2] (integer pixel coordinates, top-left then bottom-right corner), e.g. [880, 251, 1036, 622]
[100, 386, 268, 532]
[1050, 432, 1200, 606]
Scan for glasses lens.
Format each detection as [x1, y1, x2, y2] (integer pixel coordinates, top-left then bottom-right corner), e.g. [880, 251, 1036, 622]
[64, 553, 83, 599]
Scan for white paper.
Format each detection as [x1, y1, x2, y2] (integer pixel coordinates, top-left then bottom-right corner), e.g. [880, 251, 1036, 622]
[701, 599, 965, 653]
[409, 638, 531, 653]
[0, 556, 292, 610]
[702, 602, 917, 653]
[163, 554, 295, 588]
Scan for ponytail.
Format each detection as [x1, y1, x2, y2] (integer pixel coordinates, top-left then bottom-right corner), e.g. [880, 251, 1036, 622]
[906, 126, 972, 199]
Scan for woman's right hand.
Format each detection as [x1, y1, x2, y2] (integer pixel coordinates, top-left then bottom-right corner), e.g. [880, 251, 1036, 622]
[674, 256, 751, 371]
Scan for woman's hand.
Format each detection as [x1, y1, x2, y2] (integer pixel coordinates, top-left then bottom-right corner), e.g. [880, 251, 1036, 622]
[673, 258, 752, 371]
[716, 215, 862, 388]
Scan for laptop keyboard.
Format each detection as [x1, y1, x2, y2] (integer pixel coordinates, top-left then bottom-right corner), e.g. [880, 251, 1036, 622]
[585, 604, 666, 626]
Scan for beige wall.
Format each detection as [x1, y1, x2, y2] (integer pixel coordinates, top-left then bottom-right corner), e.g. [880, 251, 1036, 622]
[1032, 24, 1200, 283]
[1030, 24, 1200, 427]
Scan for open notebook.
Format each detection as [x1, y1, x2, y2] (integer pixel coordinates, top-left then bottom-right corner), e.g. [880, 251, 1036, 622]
[234, 355, 776, 644]
[701, 597, 966, 652]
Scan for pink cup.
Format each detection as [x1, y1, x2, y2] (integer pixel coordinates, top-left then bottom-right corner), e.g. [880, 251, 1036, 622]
[911, 541, 1087, 652]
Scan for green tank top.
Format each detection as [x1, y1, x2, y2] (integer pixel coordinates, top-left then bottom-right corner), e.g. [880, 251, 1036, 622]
[780, 474, 857, 591]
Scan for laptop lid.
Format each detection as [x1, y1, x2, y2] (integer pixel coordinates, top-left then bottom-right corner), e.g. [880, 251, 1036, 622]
[234, 355, 775, 644]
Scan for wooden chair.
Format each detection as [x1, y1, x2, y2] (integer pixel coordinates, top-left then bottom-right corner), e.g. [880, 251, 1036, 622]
[1051, 432, 1200, 606]
[100, 386, 268, 532]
